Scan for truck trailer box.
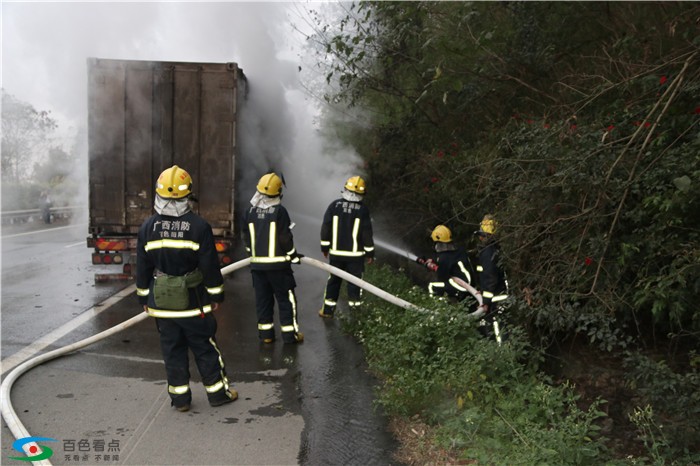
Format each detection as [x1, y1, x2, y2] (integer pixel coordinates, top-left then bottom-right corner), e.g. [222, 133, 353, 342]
[86, 57, 244, 279]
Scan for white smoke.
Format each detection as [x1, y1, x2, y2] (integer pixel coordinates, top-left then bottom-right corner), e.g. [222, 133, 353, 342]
[2, 2, 361, 223]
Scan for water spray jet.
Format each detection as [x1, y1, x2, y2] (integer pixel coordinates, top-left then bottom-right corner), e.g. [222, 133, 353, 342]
[373, 238, 418, 262]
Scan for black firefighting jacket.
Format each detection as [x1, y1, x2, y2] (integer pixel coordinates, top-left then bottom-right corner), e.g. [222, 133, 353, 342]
[476, 240, 509, 306]
[242, 204, 296, 271]
[429, 247, 475, 298]
[320, 198, 374, 262]
[136, 211, 225, 318]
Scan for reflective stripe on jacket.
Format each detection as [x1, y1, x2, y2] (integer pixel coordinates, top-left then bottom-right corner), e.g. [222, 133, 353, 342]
[135, 211, 225, 315]
[242, 204, 296, 270]
[320, 198, 374, 261]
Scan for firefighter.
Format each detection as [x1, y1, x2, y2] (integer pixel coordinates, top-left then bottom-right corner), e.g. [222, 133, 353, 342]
[242, 173, 304, 344]
[136, 165, 236, 412]
[319, 176, 375, 318]
[474, 214, 510, 344]
[417, 225, 477, 304]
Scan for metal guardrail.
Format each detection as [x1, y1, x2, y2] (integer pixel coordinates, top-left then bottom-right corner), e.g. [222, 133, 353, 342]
[1, 205, 85, 225]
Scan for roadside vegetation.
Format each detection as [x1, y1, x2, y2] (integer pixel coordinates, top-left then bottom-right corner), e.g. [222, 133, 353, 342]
[343, 263, 700, 464]
[1, 89, 78, 212]
[302, 2, 700, 463]
[344, 265, 607, 464]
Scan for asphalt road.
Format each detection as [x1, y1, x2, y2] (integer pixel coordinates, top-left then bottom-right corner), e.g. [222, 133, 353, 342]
[1, 218, 400, 465]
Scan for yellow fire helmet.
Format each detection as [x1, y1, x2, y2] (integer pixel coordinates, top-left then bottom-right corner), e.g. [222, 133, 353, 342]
[257, 173, 283, 197]
[479, 214, 497, 235]
[156, 165, 192, 199]
[344, 176, 366, 194]
[431, 225, 452, 243]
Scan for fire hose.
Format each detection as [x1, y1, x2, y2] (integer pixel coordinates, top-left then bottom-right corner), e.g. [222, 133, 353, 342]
[1, 254, 493, 464]
[1, 256, 427, 464]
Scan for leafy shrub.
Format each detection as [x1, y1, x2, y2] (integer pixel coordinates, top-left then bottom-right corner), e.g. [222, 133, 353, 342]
[345, 264, 609, 464]
[624, 352, 700, 463]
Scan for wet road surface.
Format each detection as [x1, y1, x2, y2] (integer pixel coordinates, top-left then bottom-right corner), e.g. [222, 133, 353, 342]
[1, 219, 401, 465]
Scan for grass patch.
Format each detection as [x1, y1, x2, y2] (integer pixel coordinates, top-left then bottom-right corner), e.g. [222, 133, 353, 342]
[342, 264, 612, 465]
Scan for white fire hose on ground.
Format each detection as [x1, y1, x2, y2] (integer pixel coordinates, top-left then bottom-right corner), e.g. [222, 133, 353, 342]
[2, 255, 433, 464]
[0, 312, 151, 466]
[2, 253, 491, 464]
[2, 259, 245, 465]
[297, 256, 429, 313]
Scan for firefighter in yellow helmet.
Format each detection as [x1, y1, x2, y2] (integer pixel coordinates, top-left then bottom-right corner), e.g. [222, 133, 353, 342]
[416, 224, 477, 304]
[319, 176, 375, 317]
[474, 214, 510, 344]
[136, 165, 237, 412]
[242, 172, 304, 344]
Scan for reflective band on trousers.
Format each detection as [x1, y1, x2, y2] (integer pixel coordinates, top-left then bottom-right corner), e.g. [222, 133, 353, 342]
[169, 384, 190, 395]
[209, 337, 226, 374]
[147, 304, 212, 318]
[258, 323, 274, 331]
[324, 299, 337, 306]
[283, 289, 300, 333]
[207, 285, 224, 295]
[137, 288, 149, 296]
[493, 320, 502, 345]
[145, 239, 200, 251]
[205, 380, 225, 393]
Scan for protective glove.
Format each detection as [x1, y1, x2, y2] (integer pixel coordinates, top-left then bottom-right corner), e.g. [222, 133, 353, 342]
[287, 252, 304, 264]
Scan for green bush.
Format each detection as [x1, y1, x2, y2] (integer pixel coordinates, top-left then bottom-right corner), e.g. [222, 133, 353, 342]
[345, 264, 609, 464]
[624, 352, 700, 463]
[307, 2, 700, 462]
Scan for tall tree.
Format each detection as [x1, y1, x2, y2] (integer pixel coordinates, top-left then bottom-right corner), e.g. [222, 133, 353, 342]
[1, 89, 57, 182]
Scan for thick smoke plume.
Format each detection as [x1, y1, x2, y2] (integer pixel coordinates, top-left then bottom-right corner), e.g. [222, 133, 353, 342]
[2, 3, 362, 228]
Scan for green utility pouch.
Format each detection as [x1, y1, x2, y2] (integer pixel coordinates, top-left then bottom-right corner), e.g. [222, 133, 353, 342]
[153, 269, 204, 310]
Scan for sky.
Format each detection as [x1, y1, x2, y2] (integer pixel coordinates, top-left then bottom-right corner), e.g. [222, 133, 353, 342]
[1, 1, 362, 218]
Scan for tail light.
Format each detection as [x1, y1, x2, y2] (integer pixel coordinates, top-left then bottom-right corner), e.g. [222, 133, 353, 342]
[92, 252, 124, 265]
[215, 241, 229, 253]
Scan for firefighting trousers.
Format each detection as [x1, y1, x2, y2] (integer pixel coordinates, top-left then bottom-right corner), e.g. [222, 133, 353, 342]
[156, 314, 230, 406]
[322, 259, 364, 314]
[478, 301, 509, 344]
[251, 269, 300, 343]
